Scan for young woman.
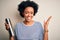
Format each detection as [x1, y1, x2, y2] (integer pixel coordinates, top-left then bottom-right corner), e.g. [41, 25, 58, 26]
[5, 0, 52, 40]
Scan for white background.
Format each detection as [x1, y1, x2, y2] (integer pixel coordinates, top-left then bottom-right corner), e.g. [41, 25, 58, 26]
[0, 0, 60, 40]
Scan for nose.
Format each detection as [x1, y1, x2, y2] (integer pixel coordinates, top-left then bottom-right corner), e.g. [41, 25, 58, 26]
[28, 13, 32, 17]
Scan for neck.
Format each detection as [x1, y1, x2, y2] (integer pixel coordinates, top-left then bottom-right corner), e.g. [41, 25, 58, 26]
[23, 20, 34, 25]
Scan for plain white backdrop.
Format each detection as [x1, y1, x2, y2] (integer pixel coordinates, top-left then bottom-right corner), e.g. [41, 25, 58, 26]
[0, 0, 60, 40]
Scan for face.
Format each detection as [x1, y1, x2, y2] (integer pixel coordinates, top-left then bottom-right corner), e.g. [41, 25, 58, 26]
[23, 7, 34, 22]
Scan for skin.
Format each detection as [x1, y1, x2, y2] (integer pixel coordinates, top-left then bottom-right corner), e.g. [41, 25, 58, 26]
[5, 6, 52, 40]
[43, 16, 52, 40]
[23, 7, 34, 26]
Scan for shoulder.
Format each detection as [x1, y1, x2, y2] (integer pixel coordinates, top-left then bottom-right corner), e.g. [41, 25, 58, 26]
[15, 22, 22, 26]
[14, 22, 23, 29]
[34, 21, 43, 29]
[34, 21, 42, 26]
[34, 21, 44, 32]
[35, 21, 44, 32]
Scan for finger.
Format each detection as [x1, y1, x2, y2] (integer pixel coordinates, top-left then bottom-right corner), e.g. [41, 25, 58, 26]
[44, 16, 52, 26]
[46, 16, 52, 22]
[4, 23, 10, 30]
[44, 20, 45, 24]
[44, 20, 46, 27]
[5, 23, 7, 26]
[5, 23, 8, 26]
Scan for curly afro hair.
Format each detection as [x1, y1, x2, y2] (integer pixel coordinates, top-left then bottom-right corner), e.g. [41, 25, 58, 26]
[18, 0, 38, 17]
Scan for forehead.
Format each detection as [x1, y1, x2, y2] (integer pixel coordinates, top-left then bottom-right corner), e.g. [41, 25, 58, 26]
[24, 7, 34, 12]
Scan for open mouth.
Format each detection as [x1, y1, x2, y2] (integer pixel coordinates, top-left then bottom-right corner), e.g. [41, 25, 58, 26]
[25, 17, 32, 21]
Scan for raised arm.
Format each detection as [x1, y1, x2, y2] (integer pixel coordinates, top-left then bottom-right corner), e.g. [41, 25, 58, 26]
[43, 16, 52, 40]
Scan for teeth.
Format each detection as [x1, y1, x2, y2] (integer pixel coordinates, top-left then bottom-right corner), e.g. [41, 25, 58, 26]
[25, 17, 32, 21]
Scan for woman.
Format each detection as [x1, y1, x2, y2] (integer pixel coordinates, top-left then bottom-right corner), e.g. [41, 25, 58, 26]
[5, 0, 52, 40]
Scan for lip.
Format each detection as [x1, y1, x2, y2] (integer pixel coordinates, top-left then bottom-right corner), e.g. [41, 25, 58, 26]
[26, 17, 31, 20]
[28, 17, 31, 18]
[25, 16, 31, 20]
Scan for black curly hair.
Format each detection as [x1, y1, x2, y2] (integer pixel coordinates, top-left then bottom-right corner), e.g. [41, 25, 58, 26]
[18, 0, 38, 17]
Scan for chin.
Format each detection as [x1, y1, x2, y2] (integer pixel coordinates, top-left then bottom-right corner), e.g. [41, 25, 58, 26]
[25, 19, 32, 22]
[26, 20, 31, 22]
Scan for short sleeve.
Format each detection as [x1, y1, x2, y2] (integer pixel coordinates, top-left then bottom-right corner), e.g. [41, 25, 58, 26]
[14, 24, 18, 40]
[39, 22, 44, 40]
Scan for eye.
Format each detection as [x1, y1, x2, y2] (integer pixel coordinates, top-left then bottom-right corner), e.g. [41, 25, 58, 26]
[31, 12, 34, 14]
[25, 12, 27, 14]
[24, 12, 28, 14]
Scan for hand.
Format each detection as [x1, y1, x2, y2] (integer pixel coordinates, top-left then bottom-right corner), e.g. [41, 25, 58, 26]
[5, 23, 10, 30]
[44, 16, 52, 31]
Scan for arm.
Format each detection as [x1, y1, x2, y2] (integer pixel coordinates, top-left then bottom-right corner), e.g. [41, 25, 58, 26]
[9, 36, 14, 40]
[43, 16, 52, 40]
[5, 23, 15, 40]
[43, 29, 48, 40]
[8, 29, 15, 40]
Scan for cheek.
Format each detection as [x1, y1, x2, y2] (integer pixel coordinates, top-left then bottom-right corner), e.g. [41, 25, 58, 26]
[23, 14, 28, 17]
[25, 14, 28, 16]
[31, 14, 34, 16]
